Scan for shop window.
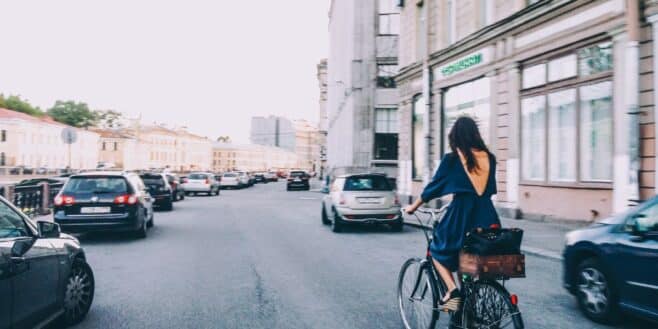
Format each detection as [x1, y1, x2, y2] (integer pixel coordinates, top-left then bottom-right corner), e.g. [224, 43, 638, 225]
[521, 96, 546, 181]
[522, 64, 546, 89]
[548, 55, 577, 82]
[548, 89, 576, 182]
[377, 64, 398, 88]
[375, 108, 398, 160]
[443, 77, 491, 152]
[378, 0, 399, 35]
[578, 42, 613, 76]
[580, 81, 613, 181]
[520, 42, 613, 184]
[412, 96, 425, 179]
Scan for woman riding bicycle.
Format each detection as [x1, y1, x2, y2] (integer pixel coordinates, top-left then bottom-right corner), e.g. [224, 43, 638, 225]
[404, 116, 500, 312]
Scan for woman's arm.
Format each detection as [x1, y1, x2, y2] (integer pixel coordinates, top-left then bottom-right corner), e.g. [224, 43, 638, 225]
[404, 198, 424, 214]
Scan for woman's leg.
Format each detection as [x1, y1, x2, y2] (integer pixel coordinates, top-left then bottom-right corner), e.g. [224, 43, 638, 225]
[432, 258, 457, 299]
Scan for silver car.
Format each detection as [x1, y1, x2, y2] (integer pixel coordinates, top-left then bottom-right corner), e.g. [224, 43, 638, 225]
[321, 174, 401, 232]
[181, 172, 220, 196]
[220, 172, 241, 189]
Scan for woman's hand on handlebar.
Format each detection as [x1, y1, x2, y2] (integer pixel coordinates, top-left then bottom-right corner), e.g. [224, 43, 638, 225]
[404, 198, 423, 214]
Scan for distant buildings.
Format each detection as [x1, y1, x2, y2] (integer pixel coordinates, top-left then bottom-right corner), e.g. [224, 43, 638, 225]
[327, 0, 399, 178]
[250, 116, 321, 172]
[0, 108, 99, 170]
[212, 142, 297, 172]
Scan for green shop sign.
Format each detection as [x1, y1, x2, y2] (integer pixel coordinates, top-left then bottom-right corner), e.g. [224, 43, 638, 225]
[440, 53, 482, 77]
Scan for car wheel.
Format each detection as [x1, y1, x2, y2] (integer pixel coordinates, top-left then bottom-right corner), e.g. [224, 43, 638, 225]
[135, 216, 148, 239]
[576, 258, 619, 324]
[180, 192, 185, 201]
[321, 205, 330, 225]
[162, 200, 173, 212]
[391, 220, 403, 232]
[331, 209, 342, 233]
[59, 259, 95, 326]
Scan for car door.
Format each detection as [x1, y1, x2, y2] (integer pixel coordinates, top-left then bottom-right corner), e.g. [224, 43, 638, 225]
[615, 200, 658, 316]
[0, 199, 60, 328]
[0, 240, 12, 329]
[325, 178, 344, 215]
[131, 175, 152, 217]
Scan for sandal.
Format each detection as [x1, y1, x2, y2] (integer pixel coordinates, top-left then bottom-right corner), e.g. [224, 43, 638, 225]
[439, 288, 463, 312]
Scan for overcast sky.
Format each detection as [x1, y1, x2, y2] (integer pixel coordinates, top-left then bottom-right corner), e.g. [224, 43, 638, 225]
[0, 0, 329, 143]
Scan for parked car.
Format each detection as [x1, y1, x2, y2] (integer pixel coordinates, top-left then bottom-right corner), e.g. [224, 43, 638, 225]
[0, 196, 95, 329]
[9, 166, 34, 175]
[15, 178, 63, 187]
[264, 171, 278, 182]
[53, 171, 154, 238]
[235, 171, 251, 188]
[165, 174, 185, 201]
[563, 196, 658, 325]
[286, 170, 310, 191]
[35, 167, 48, 175]
[219, 172, 240, 189]
[321, 174, 402, 232]
[181, 172, 220, 196]
[140, 173, 174, 211]
[253, 172, 266, 184]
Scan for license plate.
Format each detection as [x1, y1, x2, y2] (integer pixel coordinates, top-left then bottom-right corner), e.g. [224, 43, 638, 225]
[294, 178, 301, 182]
[358, 198, 381, 204]
[80, 207, 111, 214]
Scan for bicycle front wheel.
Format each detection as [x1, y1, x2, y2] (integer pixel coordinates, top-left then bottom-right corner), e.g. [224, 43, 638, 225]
[461, 280, 524, 329]
[398, 258, 438, 329]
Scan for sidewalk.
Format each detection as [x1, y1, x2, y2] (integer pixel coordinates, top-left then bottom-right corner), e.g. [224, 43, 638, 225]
[403, 215, 591, 261]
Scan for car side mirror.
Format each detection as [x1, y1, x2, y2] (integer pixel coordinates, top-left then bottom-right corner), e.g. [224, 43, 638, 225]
[11, 238, 35, 257]
[37, 221, 61, 239]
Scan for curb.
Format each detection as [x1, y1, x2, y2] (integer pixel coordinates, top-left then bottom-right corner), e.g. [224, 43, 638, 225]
[403, 220, 563, 262]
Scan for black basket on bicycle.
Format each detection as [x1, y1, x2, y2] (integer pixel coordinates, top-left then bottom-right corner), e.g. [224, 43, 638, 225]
[459, 227, 526, 279]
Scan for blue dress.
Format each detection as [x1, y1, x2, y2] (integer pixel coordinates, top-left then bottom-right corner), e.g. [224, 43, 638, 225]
[420, 152, 500, 272]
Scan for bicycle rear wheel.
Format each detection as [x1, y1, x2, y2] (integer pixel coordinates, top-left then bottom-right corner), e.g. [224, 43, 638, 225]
[398, 258, 439, 329]
[461, 280, 524, 329]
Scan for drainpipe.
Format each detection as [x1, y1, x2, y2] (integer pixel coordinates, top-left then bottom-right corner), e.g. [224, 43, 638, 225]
[422, 0, 433, 187]
[626, 0, 640, 205]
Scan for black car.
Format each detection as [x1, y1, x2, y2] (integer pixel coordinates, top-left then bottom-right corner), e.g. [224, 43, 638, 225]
[140, 173, 174, 211]
[287, 171, 310, 191]
[165, 174, 185, 202]
[0, 196, 95, 329]
[53, 171, 154, 238]
[9, 166, 33, 175]
[253, 173, 266, 184]
[563, 196, 658, 324]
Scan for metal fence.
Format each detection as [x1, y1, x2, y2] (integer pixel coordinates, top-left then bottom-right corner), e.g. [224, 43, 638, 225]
[1, 182, 64, 217]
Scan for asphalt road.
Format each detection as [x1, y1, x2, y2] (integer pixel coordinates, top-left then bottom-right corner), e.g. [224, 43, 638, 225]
[67, 182, 653, 329]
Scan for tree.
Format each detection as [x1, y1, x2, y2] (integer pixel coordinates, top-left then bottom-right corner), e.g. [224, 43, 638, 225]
[96, 109, 124, 128]
[47, 100, 98, 128]
[0, 94, 44, 116]
[216, 136, 231, 143]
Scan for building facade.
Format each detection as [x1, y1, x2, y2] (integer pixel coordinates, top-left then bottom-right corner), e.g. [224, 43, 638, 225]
[94, 129, 142, 170]
[294, 120, 321, 172]
[397, 0, 658, 221]
[0, 108, 99, 170]
[212, 142, 298, 172]
[250, 116, 296, 152]
[317, 59, 329, 178]
[327, 0, 400, 177]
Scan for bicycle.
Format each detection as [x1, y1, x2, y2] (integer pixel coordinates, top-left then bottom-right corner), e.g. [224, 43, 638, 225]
[397, 207, 524, 329]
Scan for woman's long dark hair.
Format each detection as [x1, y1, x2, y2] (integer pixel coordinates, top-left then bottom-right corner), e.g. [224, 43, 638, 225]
[448, 116, 490, 173]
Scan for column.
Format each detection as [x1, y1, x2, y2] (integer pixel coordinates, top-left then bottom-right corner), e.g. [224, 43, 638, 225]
[649, 15, 658, 194]
[505, 63, 521, 216]
[611, 29, 631, 213]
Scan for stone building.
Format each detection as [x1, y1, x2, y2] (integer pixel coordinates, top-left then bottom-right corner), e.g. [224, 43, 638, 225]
[327, 0, 400, 177]
[396, 0, 658, 221]
[250, 116, 296, 152]
[212, 142, 298, 173]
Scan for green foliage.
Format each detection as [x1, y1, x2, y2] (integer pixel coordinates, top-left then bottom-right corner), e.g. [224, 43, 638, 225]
[96, 109, 124, 128]
[47, 100, 99, 128]
[0, 94, 44, 116]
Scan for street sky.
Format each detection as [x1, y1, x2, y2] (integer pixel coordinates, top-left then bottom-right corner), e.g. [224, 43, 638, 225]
[0, 0, 329, 143]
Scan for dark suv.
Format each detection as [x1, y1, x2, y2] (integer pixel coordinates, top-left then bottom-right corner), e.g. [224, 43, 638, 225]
[0, 196, 95, 329]
[140, 173, 174, 211]
[563, 196, 658, 325]
[53, 171, 154, 238]
[287, 171, 310, 191]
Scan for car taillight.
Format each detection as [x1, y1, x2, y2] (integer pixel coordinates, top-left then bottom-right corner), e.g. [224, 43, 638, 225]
[339, 193, 346, 205]
[114, 194, 138, 205]
[287, 178, 293, 182]
[205, 178, 210, 184]
[386, 214, 397, 219]
[54, 195, 75, 206]
[510, 294, 518, 305]
[393, 195, 400, 206]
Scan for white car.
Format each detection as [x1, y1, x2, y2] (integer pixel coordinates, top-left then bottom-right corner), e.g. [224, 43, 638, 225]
[181, 172, 220, 196]
[321, 174, 401, 232]
[220, 172, 241, 189]
[264, 171, 278, 182]
[235, 171, 251, 187]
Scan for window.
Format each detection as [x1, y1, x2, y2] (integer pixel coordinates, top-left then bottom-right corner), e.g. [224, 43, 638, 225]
[520, 42, 613, 184]
[378, 0, 399, 35]
[113, 142, 118, 151]
[412, 96, 425, 179]
[626, 200, 658, 234]
[443, 77, 491, 152]
[479, 0, 493, 27]
[1, 130, 5, 142]
[377, 64, 398, 88]
[375, 108, 398, 160]
[0, 200, 29, 238]
[0, 152, 4, 166]
[521, 96, 546, 181]
[102, 142, 106, 151]
[343, 176, 392, 191]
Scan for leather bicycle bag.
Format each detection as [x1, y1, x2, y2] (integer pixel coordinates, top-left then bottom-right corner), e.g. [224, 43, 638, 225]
[463, 227, 523, 255]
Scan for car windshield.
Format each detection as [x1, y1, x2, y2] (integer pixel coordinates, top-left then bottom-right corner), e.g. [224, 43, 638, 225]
[223, 173, 237, 177]
[140, 175, 165, 186]
[343, 176, 391, 191]
[189, 174, 208, 180]
[63, 177, 128, 194]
